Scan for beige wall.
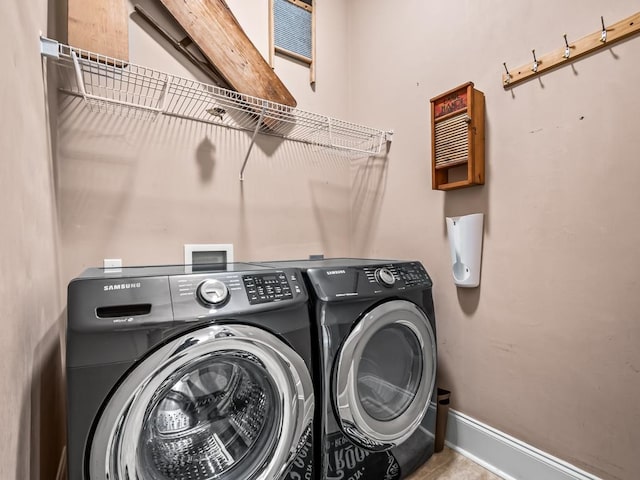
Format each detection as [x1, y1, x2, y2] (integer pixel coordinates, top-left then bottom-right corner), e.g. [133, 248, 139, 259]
[0, 0, 66, 479]
[58, 0, 353, 282]
[347, 1, 640, 479]
[27, 0, 640, 479]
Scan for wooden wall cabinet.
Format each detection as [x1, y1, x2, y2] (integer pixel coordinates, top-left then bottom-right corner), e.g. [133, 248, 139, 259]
[430, 82, 485, 191]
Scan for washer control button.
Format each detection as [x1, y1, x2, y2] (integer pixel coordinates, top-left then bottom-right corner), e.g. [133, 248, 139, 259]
[375, 267, 396, 287]
[197, 279, 229, 305]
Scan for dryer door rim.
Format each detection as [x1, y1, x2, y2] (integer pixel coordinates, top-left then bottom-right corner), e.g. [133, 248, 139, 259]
[334, 299, 437, 450]
[88, 323, 314, 480]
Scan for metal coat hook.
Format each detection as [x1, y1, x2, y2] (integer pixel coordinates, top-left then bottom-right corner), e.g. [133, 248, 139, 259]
[531, 49, 539, 72]
[563, 34, 570, 58]
[503, 62, 511, 84]
[600, 16, 607, 42]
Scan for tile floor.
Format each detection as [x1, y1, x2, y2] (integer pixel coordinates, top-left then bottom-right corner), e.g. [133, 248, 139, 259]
[407, 447, 502, 480]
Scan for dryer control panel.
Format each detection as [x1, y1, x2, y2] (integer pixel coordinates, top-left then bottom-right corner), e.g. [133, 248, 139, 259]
[307, 261, 432, 301]
[363, 262, 431, 288]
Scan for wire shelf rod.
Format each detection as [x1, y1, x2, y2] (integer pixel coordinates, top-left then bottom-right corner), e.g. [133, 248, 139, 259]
[40, 36, 391, 176]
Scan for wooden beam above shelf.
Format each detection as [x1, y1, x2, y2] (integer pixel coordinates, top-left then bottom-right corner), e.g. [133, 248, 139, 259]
[502, 11, 640, 88]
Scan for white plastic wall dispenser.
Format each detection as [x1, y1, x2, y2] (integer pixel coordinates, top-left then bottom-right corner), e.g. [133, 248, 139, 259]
[446, 213, 484, 288]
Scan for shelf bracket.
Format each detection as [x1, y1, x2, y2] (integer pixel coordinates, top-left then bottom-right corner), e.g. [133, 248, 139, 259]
[40, 36, 60, 58]
[502, 10, 640, 88]
[239, 105, 267, 181]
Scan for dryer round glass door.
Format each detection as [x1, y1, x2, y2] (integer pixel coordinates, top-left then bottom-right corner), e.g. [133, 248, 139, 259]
[88, 324, 314, 480]
[334, 299, 436, 451]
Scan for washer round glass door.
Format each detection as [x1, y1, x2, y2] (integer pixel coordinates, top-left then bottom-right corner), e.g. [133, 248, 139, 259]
[88, 324, 314, 480]
[334, 300, 436, 451]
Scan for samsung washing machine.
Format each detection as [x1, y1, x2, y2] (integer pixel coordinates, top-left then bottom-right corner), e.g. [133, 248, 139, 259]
[66, 263, 316, 480]
[252, 259, 437, 480]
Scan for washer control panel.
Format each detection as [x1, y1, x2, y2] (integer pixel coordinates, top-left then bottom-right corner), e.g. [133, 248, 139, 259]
[243, 273, 293, 304]
[170, 268, 304, 319]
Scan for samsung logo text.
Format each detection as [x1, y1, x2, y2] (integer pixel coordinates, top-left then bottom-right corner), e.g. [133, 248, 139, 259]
[104, 283, 141, 291]
[326, 270, 346, 275]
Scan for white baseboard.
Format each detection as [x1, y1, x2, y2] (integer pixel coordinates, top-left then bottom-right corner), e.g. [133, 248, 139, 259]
[429, 404, 602, 480]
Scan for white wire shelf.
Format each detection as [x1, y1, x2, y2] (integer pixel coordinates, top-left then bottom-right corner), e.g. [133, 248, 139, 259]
[40, 37, 392, 179]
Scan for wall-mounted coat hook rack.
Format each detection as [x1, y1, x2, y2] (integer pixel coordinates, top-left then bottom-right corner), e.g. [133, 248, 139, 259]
[502, 10, 640, 88]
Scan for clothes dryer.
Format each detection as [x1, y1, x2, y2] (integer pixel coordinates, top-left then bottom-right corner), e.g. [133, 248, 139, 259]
[252, 259, 437, 480]
[66, 263, 316, 480]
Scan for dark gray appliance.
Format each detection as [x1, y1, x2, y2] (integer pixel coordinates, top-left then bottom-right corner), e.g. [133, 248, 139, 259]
[66, 263, 315, 480]
[252, 259, 437, 480]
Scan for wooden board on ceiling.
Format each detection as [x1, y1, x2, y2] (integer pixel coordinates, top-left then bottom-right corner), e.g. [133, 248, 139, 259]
[68, 0, 129, 61]
[159, 0, 297, 107]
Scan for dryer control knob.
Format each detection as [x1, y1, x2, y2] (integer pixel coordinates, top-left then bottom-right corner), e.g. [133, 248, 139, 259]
[375, 267, 396, 287]
[197, 279, 229, 305]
